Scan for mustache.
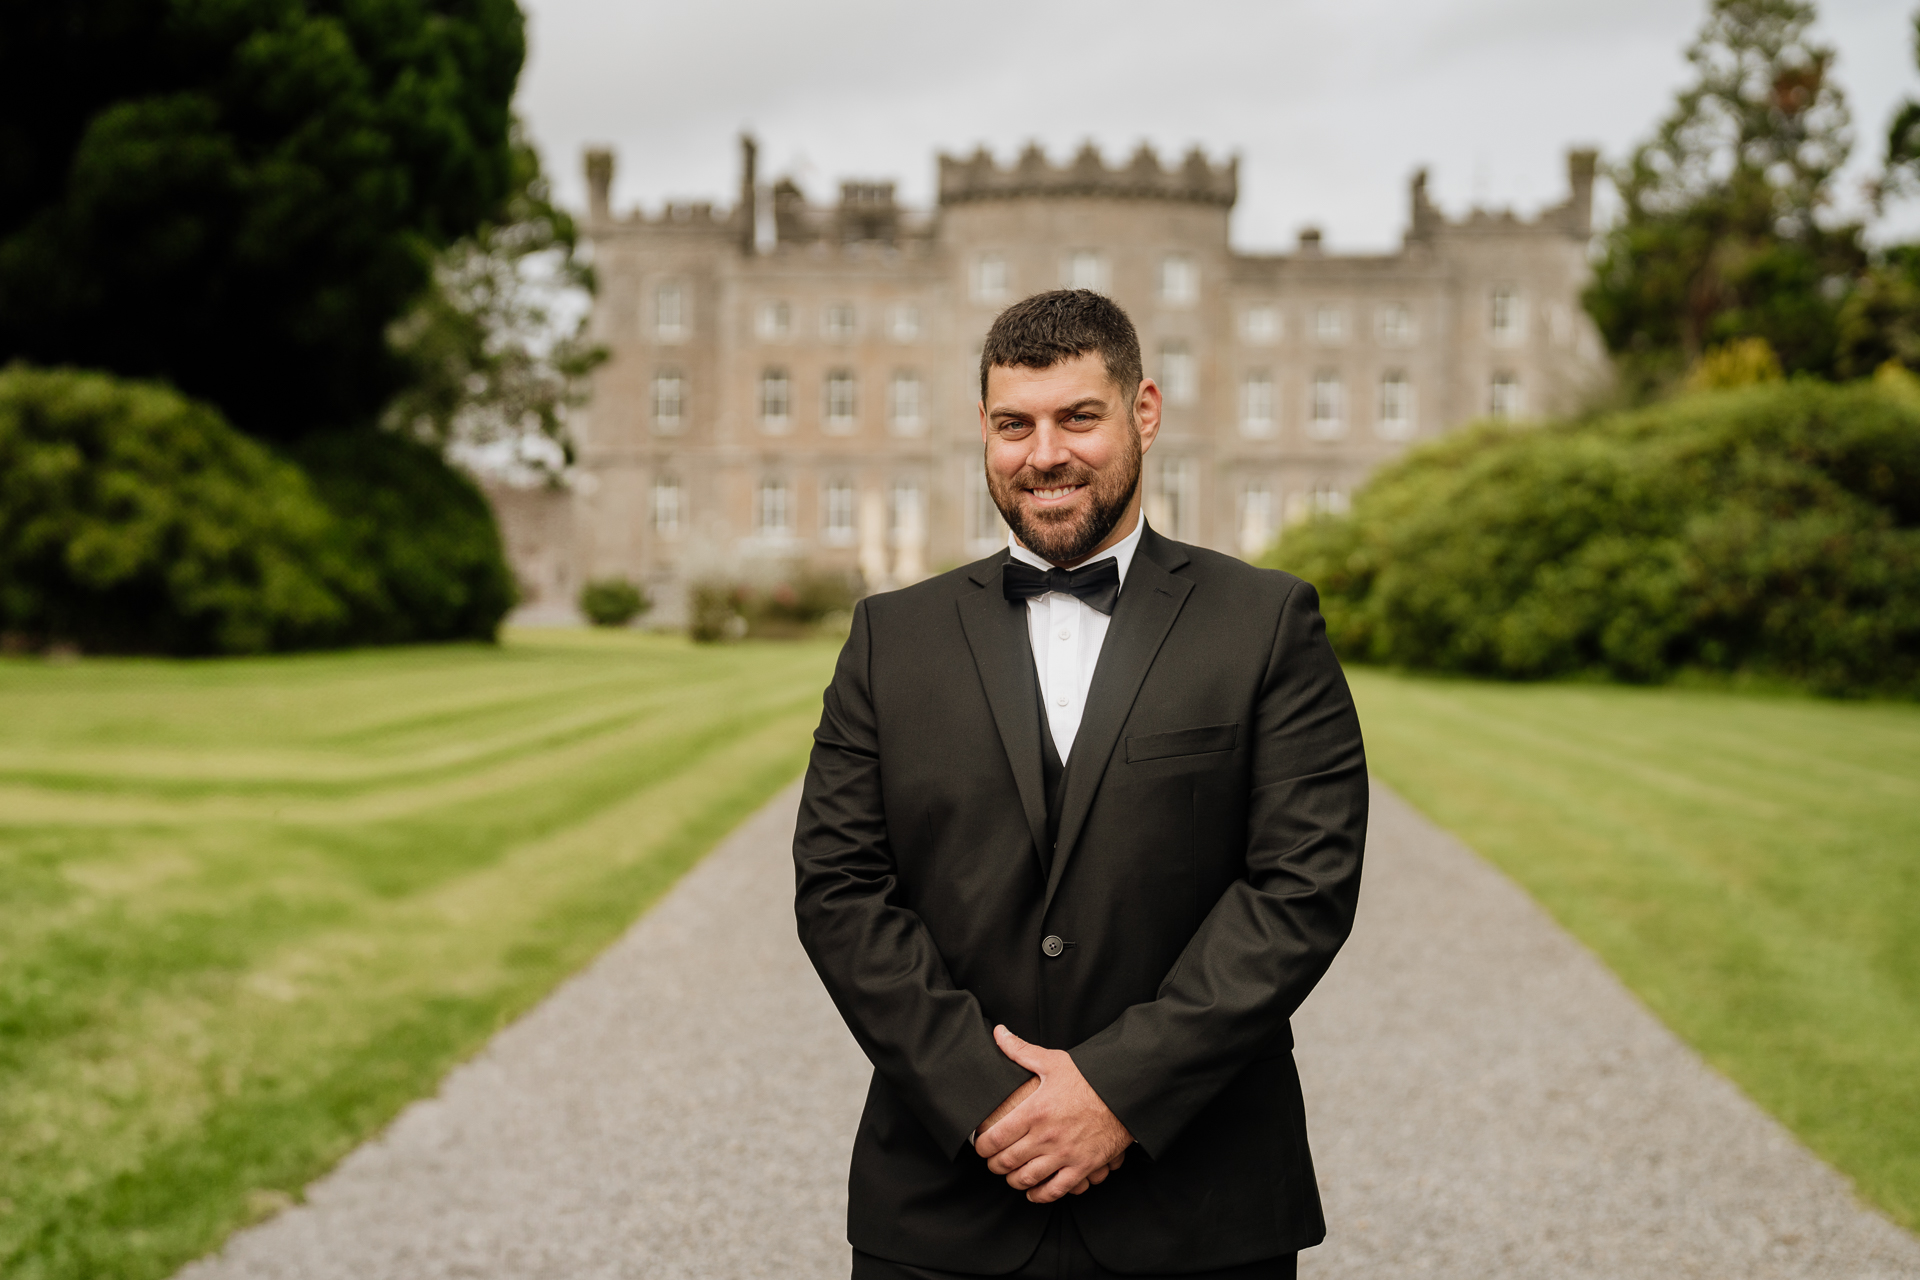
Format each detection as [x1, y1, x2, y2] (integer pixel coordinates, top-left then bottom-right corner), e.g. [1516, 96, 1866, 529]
[1009, 463, 1097, 490]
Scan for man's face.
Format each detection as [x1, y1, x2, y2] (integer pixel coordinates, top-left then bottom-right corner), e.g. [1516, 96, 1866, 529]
[978, 352, 1162, 567]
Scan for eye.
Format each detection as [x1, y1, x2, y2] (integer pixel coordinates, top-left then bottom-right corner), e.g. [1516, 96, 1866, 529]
[995, 420, 1034, 438]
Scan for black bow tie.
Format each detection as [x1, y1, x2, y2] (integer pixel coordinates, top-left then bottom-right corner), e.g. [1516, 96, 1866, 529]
[1002, 556, 1121, 616]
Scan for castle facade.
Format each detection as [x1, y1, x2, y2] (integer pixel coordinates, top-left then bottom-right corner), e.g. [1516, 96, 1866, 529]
[498, 138, 1608, 621]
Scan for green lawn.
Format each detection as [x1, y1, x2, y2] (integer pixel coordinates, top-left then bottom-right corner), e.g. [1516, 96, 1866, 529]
[0, 629, 839, 1280]
[1348, 669, 1920, 1233]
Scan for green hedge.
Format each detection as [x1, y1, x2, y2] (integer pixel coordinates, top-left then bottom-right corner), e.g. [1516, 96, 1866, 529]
[0, 366, 512, 654]
[1267, 379, 1920, 696]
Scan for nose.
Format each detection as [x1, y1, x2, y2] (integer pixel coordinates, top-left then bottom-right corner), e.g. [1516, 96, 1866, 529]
[1029, 420, 1073, 471]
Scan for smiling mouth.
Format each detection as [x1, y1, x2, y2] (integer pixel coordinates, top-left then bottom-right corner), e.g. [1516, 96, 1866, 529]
[1027, 485, 1085, 502]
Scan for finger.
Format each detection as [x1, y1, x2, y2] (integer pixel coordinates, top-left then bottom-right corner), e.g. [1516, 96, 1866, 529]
[986, 1130, 1050, 1178]
[993, 1025, 1052, 1073]
[1001, 1146, 1068, 1191]
[1025, 1164, 1085, 1204]
[1087, 1164, 1110, 1186]
[1067, 1177, 1094, 1196]
[1109, 1149, 1126, 1172]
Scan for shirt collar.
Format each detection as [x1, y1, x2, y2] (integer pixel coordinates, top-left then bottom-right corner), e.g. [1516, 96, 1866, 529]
[1008, 512, 1147, 591]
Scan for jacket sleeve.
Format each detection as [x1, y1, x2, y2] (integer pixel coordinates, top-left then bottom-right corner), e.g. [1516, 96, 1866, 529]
[793, 597, 1032, 1157]
[1069, 578, 1368, 1158]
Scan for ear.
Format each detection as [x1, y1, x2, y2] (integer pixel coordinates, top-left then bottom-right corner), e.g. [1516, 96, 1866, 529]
[1133, 378, 1163, 454]
[978, 398, 990, 443]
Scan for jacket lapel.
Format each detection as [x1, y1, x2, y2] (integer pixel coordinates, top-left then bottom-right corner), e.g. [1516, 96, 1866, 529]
[957, 554, 1050, 875]
[1045, 528, 1194, 912]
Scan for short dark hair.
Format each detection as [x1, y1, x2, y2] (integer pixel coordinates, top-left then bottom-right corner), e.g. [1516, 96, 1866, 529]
[978, 289, 1144, 410]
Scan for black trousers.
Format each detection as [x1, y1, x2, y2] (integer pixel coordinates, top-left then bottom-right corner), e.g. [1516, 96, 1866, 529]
[852, 1211, 1297, 1280]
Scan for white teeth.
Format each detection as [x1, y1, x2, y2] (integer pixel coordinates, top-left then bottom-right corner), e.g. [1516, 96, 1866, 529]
[1031, 486, 1079, 500]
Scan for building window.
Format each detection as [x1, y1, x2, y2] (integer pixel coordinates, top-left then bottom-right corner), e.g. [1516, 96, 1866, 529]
[1490, 289, 1522, 343]
[889, 304, 920, 342]
[966, 469, 1006, 552]
[1309, 372, 1345, 439]
[1243, 305, 1280, 344]
[822, 481, 857, 546]
[824, 303, 856, 341]
[652, 476, 682, 537]
[973, 255, 1009, 302]
[1067, 251, 1108, 292]
[1313, 305, 1345, 345]
[1241, 373, 1275, 438]
[760, 368, 791, 432]
[1377, 304, 1413, 345]
[1489, 372, 1523, 419]
[757, 300, 791, 340]
[655, 283, 686, 340]
[756, 479, 792, 535]
[825, 369, 858, 433]
[1377, 371, 1414, 440]
[1160, 343, 1196, 406]
[1309, 482, 1349, 517]
[1160, 255, 1198, 305]
[1150, 457, 1198, 540]
[889, 371, 924, 434]
[890, 483, 924, 546]
[1239, 482, 1275, 557]
[651, 369, 684, 433]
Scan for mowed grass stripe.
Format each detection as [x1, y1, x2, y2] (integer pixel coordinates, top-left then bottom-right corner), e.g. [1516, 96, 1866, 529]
[0, 647, 792, 794]
[0, 632, 839, 1280]
[1347, 669, 1920, 1233]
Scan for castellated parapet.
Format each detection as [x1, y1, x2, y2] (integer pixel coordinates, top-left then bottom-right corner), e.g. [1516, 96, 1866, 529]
[939, 141, 1237, 207]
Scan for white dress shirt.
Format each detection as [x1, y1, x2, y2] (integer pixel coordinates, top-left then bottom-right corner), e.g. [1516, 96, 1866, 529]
[1009, 517, 1146, 763]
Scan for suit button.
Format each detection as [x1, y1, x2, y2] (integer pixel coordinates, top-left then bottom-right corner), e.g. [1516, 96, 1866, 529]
[1042, 935, 1065, 958]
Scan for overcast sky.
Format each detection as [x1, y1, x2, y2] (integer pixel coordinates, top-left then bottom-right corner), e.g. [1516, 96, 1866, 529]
[515, 0, 1920, 254]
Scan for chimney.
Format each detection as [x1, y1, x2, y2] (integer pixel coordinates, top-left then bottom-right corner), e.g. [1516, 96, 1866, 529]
[739, 133, 758, 252]
[1565, 148, 1598, 237]
[584, 147, 613, 223]
[1297, 226, 1323, 255]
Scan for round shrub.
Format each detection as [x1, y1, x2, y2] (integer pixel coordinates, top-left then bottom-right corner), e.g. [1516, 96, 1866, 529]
[292, 429, 515, 644]
[579, 577, 648, 627]
[0, 364, 360, 653]
[1268, 378, 1920, 696]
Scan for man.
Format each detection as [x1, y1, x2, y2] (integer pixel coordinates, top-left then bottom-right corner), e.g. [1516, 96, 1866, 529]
[795, 290, 1367, 1279]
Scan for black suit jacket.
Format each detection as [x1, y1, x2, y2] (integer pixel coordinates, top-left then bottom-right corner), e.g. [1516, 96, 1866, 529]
[794, 527, 1367, 1275]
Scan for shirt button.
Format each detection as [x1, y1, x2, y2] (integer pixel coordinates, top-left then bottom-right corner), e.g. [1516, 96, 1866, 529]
[1058, 628, 1071, 640]
[1042, 935, 1065, 958]
[1056, 693, 1069, 706]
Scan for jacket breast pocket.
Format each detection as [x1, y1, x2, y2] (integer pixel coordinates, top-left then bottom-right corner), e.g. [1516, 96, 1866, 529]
[1126, 722, 1240, 763]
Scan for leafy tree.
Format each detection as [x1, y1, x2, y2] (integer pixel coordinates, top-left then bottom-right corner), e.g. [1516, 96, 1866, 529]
[1837, 11, 1920, 376]
[0, 0, 525, 443]
[1585, 0, 1864, 392]
[383, 132, 604, 476]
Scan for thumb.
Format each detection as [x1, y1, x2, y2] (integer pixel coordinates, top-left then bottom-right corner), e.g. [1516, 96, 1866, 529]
[994, 1024, 1050, 1073]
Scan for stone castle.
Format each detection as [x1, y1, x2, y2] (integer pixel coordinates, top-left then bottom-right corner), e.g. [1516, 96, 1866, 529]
[493, 137, 1609, 622]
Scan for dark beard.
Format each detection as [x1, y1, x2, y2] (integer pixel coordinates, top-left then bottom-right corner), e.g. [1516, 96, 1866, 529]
[987, 425, 1142, 566]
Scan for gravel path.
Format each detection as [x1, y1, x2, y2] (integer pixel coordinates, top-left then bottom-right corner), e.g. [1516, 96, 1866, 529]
[180, 780, 1920, 1280]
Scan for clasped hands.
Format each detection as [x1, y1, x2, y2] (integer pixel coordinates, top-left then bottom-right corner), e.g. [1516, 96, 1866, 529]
[972, 1025, 1134, 1203]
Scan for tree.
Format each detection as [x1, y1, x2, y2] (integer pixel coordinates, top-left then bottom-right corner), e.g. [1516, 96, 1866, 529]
[0, 0, 526, 443]
[1836, 9, 1920, 376]
[1584, 0, 1864, 391]
[382, 131, 604, 477]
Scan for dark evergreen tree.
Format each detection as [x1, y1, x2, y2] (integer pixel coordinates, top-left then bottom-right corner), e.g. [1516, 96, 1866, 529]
[0, 0, 526, 442]
[1584, 0, 1863, 392]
